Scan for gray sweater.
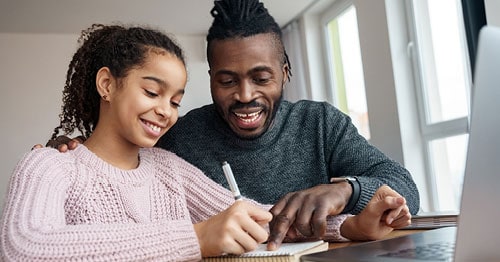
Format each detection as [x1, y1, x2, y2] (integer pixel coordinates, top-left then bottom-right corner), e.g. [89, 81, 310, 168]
[158, 100, 419, 214]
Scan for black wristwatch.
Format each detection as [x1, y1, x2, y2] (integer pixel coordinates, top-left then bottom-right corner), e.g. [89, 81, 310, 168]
[330, 176, 361, 214]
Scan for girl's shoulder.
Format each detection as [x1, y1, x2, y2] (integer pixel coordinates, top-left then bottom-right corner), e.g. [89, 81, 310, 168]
[11, 147, 77, 184]
[18, 147, 76, 168]
[142, 147, 204, 176]
[142, 147, 186, 163]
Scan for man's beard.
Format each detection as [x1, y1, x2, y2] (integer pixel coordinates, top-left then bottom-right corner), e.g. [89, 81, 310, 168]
[215, 93, 283, 140]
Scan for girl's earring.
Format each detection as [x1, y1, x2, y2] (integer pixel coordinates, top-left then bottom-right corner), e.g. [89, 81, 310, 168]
[102, 95, 108, 101]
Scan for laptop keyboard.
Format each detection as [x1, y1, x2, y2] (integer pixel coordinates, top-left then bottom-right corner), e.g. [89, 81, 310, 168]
[378, 241, 455, 261]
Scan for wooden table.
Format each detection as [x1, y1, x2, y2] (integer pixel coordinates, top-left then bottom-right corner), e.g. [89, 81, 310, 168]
[328, 229, 427, 249]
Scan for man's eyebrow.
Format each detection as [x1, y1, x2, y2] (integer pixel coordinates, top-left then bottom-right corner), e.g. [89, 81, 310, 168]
[249, 65, 273, 74]
[214, 69, 237, 76]
[214, 66, 274, 76]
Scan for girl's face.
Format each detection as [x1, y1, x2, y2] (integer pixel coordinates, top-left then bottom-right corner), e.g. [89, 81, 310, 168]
[105, 52, 187, 149]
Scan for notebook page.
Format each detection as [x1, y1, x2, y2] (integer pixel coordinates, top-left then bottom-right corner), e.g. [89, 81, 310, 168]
[238, 240, 325, 257]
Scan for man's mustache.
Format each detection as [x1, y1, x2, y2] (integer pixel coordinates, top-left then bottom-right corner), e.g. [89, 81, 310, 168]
[230, 100, 266, 111]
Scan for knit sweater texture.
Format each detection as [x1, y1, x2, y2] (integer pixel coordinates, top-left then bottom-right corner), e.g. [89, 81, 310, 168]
[159, 100, 420, 215]
[1, 145, 348, 261]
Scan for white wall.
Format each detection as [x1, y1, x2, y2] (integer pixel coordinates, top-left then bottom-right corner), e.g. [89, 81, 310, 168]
[0, 33, 210, 215]
[485, 0, 500, 27]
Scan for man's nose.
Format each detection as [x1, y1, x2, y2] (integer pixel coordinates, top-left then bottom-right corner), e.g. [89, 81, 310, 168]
[235, 81, 254, 103]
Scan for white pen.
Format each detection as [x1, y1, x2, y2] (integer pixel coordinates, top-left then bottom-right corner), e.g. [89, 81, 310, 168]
[222, 161, 242, 201]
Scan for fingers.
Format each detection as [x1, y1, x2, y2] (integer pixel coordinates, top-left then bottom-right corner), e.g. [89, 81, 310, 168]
[45, 135, 81, 151]
[248, 204, 273, 225]
[243, 205, 272, 245]
[74, 135, 86, 144]
[294, 198, 328, 238]
[385, 204, 411, 228]
[268, 194, 294, 250]
[196, 201, 272, 257]
[57, 144, 69, 153]
[31, 144, 43, 150]
[268, 200, 329, 250]
[239, 218, 269, 251]
[68, 137, 83, 150]
[267, 211, 295, 250]
[268, 185, 341, 250]
[377, 195, 411, 229]
[232, 202, 271, 253]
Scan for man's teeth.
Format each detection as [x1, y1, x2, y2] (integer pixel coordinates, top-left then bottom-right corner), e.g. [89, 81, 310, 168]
[234, 111, 261, 122]
[146, 122, 161, 132]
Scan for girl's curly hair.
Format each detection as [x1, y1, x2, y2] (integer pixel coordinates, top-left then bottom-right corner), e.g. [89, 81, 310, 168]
[50, 23, 185, 140]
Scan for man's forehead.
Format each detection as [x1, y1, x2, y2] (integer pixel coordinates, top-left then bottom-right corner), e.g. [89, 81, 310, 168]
[210, 35, 280, 62]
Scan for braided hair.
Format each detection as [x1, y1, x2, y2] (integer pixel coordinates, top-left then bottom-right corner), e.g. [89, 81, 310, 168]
[206, 0, 292, 79]
[50, 24, 185, 140]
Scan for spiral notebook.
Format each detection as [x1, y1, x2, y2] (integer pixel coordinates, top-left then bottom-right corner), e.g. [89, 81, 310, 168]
[203, 240, 328, 262]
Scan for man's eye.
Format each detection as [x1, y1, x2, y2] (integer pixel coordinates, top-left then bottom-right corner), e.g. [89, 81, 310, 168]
[220, 79, 236, 86]
[171, 101, 181, 108]
[145, 90, 158, 97]
[255, 78, 270, 84]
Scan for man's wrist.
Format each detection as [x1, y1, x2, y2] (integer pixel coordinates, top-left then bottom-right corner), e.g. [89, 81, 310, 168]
[330, 176, 361, 214]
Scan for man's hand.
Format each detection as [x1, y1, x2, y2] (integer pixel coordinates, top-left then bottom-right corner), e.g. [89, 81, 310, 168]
[194, 200, 272, 257]
[32, 135, 84, 152]
[267, 182, 352, 250]
[340, 185, 411, 241]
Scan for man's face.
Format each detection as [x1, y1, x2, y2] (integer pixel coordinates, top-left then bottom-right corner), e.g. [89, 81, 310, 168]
[208, 33, 288, 139]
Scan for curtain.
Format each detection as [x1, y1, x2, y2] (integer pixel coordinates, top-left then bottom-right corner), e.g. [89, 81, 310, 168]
[461, 0, 486, 76]
[282, 21, 309, 102]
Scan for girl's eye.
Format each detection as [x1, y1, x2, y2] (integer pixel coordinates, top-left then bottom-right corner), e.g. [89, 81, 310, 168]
[145, 90, 158, 97]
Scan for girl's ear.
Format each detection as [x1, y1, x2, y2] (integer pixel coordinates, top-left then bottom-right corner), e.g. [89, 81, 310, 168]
[96, 67, 114, 101]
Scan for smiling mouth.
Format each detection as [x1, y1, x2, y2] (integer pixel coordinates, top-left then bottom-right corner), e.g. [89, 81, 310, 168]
[142, 120, 162, 133]
[234, 110, 262, 123]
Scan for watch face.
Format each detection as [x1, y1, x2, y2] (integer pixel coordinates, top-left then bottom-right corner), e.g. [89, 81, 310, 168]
[345, 177, 356, 182]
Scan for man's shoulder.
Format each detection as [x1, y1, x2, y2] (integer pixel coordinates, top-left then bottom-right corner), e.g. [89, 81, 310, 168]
[157, 105, 215, 149]
[178, 104, 214, 122]
[286, 99, 334, 109]
[164, 105, 213, 135]
[285, 99, 343, 117]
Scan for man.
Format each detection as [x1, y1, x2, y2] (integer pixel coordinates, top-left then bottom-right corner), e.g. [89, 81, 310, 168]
[158, 0, 419, 249]
[43, 0, 418, 251]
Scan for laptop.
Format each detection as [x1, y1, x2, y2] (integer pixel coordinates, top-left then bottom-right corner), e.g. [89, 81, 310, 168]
[301, 25, 500, 262]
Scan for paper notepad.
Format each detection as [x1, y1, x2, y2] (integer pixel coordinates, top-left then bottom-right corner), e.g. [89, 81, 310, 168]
[404, 211, 459, 229]
[203, 240, 328, 262]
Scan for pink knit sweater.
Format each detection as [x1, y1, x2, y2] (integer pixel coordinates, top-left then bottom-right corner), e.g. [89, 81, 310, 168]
[1, 145, 348, 261]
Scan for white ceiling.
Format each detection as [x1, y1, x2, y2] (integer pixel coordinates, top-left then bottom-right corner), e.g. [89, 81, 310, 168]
[0, 0, 317, 35]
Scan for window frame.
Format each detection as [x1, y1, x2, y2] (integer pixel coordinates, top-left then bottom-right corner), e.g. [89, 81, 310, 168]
[405, 0, 472, 211]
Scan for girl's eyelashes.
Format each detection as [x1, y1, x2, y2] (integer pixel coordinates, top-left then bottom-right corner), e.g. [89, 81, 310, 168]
[144, 89, 158, 97]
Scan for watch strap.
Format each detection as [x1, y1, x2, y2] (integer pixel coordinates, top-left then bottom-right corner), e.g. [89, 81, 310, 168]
[330, 176, 361, 214]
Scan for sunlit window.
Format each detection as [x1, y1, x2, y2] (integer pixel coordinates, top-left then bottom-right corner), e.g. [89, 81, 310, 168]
[408, 0, 471, 211]
[428, 134, 468, 211]
[325, 5, 370, 139]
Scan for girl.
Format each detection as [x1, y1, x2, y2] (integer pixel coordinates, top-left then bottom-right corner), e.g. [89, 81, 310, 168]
[0, 24, 276, 261]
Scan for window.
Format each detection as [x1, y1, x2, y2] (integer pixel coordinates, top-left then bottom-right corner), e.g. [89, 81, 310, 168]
[407, 0, 472, 211]
[322, 2, 370, 139]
